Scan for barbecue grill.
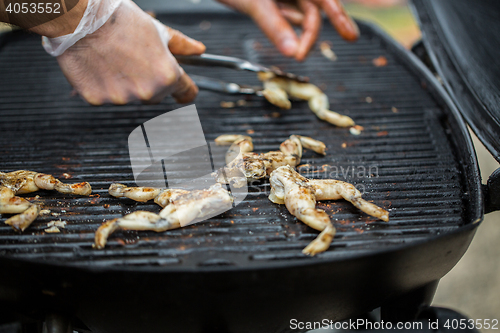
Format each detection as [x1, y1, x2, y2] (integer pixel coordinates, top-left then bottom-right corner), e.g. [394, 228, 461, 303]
[0, 0, 499, 332]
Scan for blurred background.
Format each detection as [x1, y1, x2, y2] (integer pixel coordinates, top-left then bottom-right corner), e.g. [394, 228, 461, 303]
[340, 1, 500, 328]
[1, 0, 499, 329]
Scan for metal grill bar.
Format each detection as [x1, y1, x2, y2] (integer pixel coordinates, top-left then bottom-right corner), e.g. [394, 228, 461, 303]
[0, 16, 469, 269]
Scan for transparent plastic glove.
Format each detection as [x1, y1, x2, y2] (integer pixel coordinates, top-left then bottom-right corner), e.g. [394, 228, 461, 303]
[42, 0, 123, 56]
[45, 0, 205, 105]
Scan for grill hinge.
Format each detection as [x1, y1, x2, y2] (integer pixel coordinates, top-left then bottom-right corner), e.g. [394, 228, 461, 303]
[411, 40, 437, 74]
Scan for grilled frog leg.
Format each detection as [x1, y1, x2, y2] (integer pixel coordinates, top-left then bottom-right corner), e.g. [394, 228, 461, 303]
[33, 173, 92, 195]
[261, 78, 291, 110]
[215, 134, 254, 164]
[213, 134, 326, 188]
[269, 166, 388, 255]
[0, 187, 31, 214]
[308, 93, 355, 128]
[309, 179, 389, 222]
[109, 183, 162, 202]
[108, 183, 191, 206]
[268, 165, 335, 255]
[258, 75, 355, 127]
[280, 135, 326, 157]
[0, 171, 91, 197]
[95, 183, 233, 249]
[0, 170, 92, 231]
[5, 205, 40, 232]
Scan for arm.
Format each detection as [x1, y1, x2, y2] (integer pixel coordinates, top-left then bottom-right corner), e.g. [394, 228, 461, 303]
[0, 0, 87, 37]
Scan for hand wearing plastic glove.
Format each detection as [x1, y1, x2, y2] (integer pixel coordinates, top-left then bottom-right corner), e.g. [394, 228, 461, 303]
[42, 0, 205, 105]
[217, 0, 358, 61]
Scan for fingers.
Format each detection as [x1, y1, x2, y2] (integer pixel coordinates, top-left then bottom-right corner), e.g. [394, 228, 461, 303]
[312, 0, 359, 41]
[171, 72, 199, 104]
[166, 26, 206, 56]
[138, 67, 198, 105]
[295, 0, 321, 61]
[79, 69, 198, 106]
[246, 0, 299, 57]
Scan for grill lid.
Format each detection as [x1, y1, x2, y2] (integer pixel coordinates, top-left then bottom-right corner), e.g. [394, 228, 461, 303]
[411, 0, 500, 162]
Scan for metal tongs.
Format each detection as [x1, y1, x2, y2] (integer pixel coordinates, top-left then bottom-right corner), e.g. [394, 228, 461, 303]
[175, 53, 309, 96]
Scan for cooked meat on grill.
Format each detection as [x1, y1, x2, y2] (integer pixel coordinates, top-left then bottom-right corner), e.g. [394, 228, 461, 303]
[109, 183, 163, 202]
[308, 93, 355, 128]
[3, 204, 40, 233]
[0, 170, 92, 231]
[269, 166, 389, 255]
[109, 183, 192, 207]
[258, 73, 355, 127]
[100, 134, 385, 253]
[95, 183, 233, 249]
[215, 134, 254, 165]
[261, 78, 291, 110]
[213, 134, 326, 188]
[320, 41, 337, 61]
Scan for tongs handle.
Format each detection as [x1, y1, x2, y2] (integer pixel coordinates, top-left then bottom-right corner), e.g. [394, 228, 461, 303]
[189, 75, 263, 96]
[175, 53, 266, 73]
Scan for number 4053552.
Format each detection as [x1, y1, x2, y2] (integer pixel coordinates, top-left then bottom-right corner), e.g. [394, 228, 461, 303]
[5, 3, 61, 14]
[444, 319, 499, 330]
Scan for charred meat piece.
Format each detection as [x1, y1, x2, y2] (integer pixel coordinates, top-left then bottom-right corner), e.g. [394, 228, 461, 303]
[0, 170, 91, 231]
[258, 74, 355, 127]
[213, 134, 326, 188]
[269, 166, 389, 255]
[95, 183, 233, 249]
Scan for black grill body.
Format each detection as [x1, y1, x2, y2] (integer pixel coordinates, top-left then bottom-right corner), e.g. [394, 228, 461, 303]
[0, 15, 482, 333]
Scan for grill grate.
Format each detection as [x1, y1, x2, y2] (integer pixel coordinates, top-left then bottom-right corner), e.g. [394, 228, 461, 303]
[0, 15, 468, 269]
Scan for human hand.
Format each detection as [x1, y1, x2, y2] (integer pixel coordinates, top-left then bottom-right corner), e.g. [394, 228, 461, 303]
[217, 0, 358, 61]
[52, 0, 205, 105]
